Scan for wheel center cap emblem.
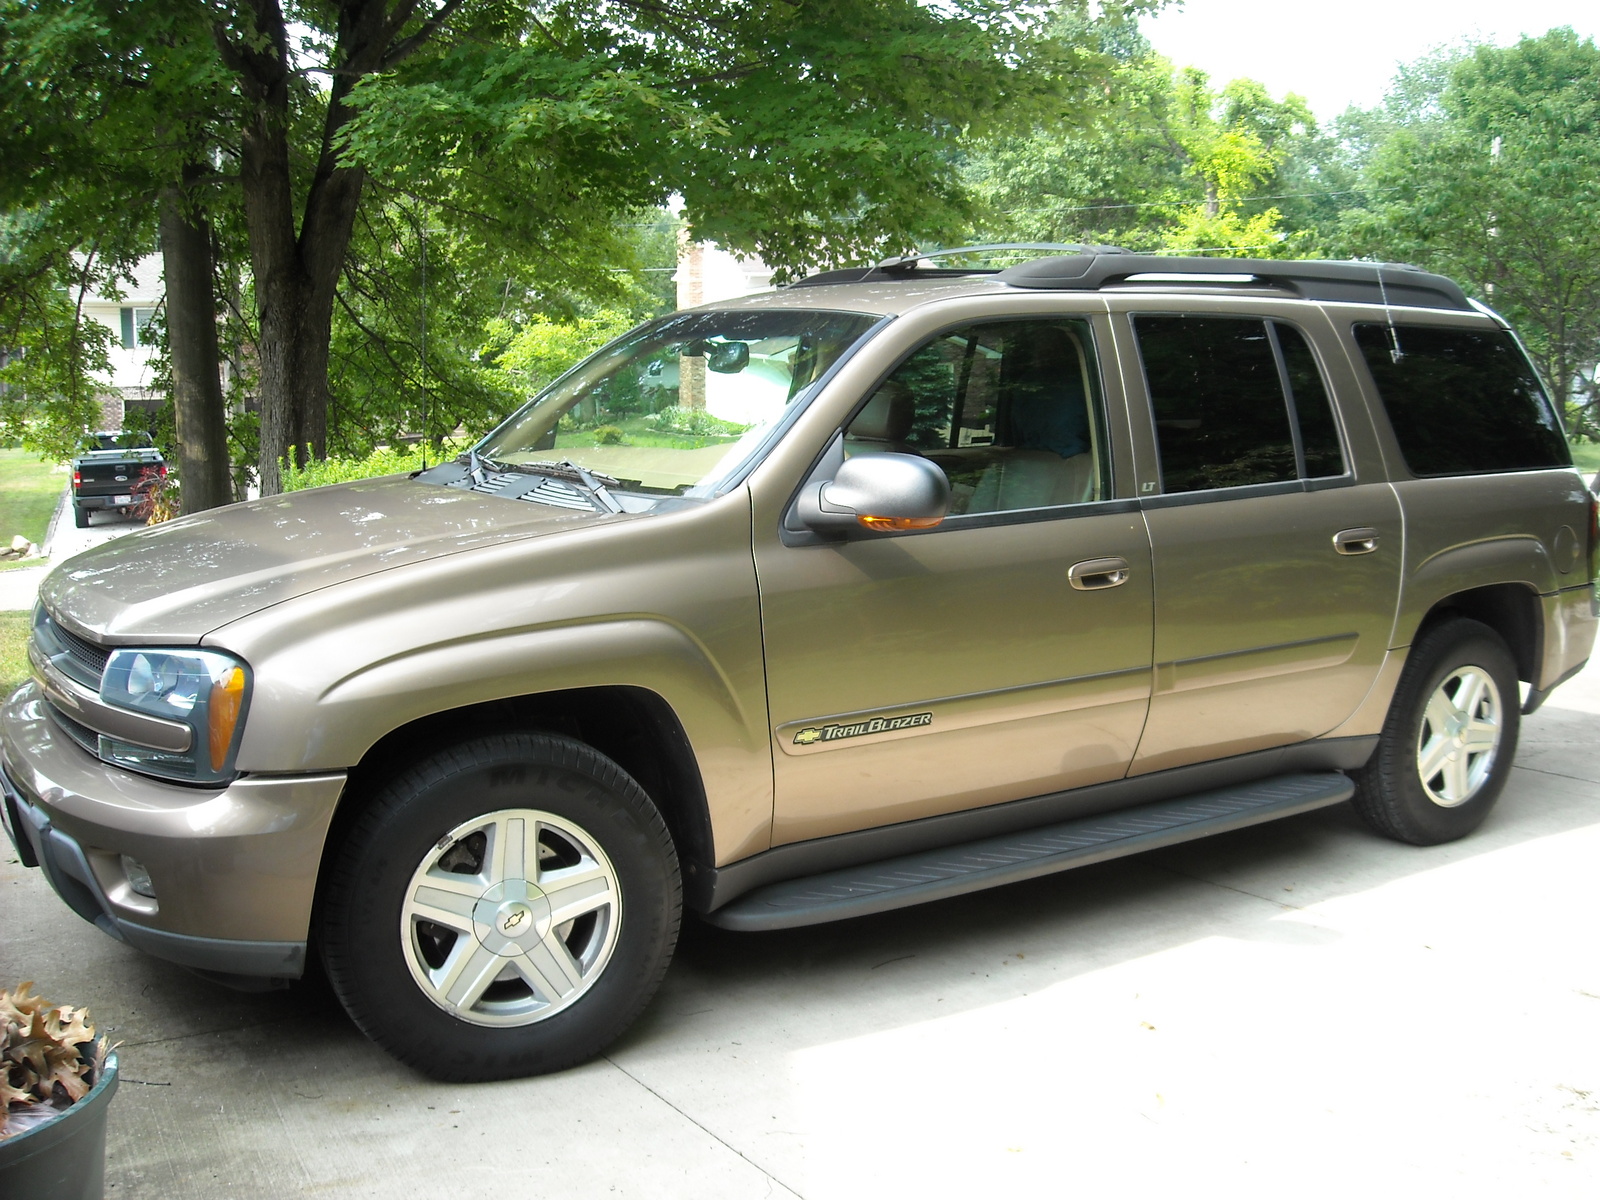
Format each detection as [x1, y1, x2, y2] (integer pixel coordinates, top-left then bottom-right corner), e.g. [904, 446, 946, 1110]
[495, 902, 534, 937]
[472, 880, 553, 949]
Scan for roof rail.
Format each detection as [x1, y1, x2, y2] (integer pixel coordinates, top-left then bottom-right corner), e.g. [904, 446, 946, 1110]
[787, 243, 1132, 289]
[995, 254, 1473, 312]
[876, 243, 1132, 271]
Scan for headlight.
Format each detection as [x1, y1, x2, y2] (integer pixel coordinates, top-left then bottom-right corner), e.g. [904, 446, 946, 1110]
[99, 648, 251, 783]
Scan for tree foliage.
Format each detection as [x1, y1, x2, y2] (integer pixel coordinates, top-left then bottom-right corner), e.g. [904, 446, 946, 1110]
[3, 0, 1148, 494]
[1333, 28, 1600, 432]
[7, 5, 1596, 487]
[965, 35, 1319, 257]
[0, 225, 115, 459]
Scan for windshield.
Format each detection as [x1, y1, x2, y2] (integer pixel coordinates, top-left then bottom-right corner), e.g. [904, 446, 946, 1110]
[473, 309, 879, 496]
[86, 432, 154, 452]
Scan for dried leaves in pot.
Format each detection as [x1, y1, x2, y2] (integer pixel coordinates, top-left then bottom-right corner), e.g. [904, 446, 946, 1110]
[1, 981, 113, 1139]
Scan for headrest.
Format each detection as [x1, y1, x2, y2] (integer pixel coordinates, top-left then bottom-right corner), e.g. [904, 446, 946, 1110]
[850, 381, 915, 442]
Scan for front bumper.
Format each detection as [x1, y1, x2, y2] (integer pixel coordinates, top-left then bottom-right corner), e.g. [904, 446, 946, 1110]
[2, 681, 346, 980]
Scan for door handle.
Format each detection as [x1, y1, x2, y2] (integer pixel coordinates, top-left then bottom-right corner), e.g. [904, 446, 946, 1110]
[1068, 557, 1131, 590]
[1333, 527, 1380, 555]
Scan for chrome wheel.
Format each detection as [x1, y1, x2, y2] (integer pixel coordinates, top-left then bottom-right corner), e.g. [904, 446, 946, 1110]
[1415, 665, 1503, 808]
[400, 809, 622, 1027]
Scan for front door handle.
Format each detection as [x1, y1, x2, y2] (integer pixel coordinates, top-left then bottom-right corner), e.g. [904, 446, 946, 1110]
[1333, 527, 1380, 555]
[1068, 557, 1131, 590]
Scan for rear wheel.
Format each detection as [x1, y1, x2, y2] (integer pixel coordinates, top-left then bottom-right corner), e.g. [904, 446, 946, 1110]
[1352, 617, 1520, 845]
[73, 505, 89, 529]
[320, 733, 681, 1080]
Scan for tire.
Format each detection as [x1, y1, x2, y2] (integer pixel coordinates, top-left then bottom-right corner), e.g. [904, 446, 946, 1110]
[1352, 617, 1520, 845]
[319, 733, 681, 1081]
[73, 505, 89, 529]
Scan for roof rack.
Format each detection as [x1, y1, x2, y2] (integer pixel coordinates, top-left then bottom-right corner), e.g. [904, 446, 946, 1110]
[787, 243, 1133, 289]
[995, 254, 1472, 312]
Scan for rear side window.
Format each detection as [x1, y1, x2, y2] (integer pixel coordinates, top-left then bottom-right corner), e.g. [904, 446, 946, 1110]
[1352, 324, 1569, 476]
[1133, 316, 1346, 493]
[1277, 325, 1345, 478]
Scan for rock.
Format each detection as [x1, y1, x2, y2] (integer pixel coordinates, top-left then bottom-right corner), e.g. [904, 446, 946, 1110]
[10, 534, 29, 553]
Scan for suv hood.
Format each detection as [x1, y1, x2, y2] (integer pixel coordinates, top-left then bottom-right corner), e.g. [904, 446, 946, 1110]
[41, 475, 628, 643]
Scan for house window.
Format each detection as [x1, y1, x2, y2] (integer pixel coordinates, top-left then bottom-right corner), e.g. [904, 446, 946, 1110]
[119, 307, 159, 349]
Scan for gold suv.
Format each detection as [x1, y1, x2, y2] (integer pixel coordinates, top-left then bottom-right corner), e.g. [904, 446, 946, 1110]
[4, 250, 1596, 1081]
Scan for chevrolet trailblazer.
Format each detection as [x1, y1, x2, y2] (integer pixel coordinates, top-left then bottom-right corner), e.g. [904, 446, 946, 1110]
[4, 249, 1596, 1081]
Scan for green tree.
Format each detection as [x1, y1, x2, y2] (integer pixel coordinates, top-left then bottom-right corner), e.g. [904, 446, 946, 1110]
[0, 0, 239, 506]
[1336, 29, 1600, 432]
[6, 0, 1145, 496]
[0, 223, 115, 460]
[966, 38, 1320, 258]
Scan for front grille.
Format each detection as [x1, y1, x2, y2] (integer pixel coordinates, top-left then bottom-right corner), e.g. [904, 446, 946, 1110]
[53, 623, 109, 681]
[34, 609, 109, 688]
[43, 700, 100, 758]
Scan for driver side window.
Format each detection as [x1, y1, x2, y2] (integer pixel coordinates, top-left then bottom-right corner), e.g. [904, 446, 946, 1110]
[844, 319, 1109, 515]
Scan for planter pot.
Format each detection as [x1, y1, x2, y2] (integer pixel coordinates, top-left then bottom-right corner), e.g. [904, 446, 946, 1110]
[0, 1049, 119, 1200]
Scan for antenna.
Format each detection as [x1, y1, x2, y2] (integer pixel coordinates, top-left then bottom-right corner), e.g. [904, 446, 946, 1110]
[419, 204, 429, 471]
[1376, 262, 1403, 363]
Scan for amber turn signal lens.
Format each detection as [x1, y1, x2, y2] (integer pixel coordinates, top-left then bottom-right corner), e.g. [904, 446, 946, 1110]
[209, 667, 246, 771]
[856, 514, 944, 532]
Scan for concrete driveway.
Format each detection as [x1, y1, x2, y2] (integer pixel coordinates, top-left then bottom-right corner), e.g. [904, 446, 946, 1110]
[3, 660, 1599, 1196]
[0, 493, 149, 612]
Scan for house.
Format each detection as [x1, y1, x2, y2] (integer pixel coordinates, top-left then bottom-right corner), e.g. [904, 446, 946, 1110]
[674, 238, 774, 309]
[671, 238, 774, 418]
[80, 254, 164, 432]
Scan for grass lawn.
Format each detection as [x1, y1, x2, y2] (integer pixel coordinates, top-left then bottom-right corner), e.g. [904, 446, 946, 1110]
[0, 448, 66, 570]
[0, 610, 28, 695]
[1570, 440, 1600, 477]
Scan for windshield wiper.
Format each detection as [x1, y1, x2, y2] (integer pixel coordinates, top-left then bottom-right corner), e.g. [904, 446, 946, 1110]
[528, 460, 625, 513]
[455, 448, 498, 487]
[454, 453, 624, 512]
[518, 459, 622, 489]
[504, 458, 624, 512]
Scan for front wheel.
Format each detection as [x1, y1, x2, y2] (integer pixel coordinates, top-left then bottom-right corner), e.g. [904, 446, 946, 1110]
[319, 733, 681, 1081]
[1351, 617, 1520, 845]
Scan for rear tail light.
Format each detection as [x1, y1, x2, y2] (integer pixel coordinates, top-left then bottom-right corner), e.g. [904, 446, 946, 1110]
[1588, 490, 1598, 584]
[72, 469, 81, 487]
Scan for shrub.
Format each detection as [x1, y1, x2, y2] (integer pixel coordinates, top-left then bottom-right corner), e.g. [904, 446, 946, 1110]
[133, 466, 180, 525]
[643, 407, 749, 438]
[280, 445, 440, 492]
[592, 425, 625, 445]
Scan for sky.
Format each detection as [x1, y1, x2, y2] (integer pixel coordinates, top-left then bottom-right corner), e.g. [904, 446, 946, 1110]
[1140, 0, 1600, 121]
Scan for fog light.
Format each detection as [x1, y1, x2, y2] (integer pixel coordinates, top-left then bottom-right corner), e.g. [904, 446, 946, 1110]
[121, 854, 156, 898]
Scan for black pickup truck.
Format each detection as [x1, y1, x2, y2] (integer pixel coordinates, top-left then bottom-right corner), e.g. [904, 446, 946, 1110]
[70, 432, 166, 528]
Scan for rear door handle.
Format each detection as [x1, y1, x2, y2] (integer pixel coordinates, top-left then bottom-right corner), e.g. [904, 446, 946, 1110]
[1333, 527, 1380, 555]
[1068, 557, 1131, 590]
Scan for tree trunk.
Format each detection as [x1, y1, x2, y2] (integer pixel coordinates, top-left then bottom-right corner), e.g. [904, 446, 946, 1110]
[230, 0, 379, 495]
[159, 167, 232, 514]
[249, 190, 363, 494]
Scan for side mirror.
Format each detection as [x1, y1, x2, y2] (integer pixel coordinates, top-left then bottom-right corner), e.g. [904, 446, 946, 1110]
[796, 453, 951, 534]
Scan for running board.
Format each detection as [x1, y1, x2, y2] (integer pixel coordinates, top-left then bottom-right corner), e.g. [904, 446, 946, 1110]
[706, 772, 1354, 931]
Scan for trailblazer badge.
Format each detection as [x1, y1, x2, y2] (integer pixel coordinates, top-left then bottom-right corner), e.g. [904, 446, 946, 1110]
[791, 711, 933, 745]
